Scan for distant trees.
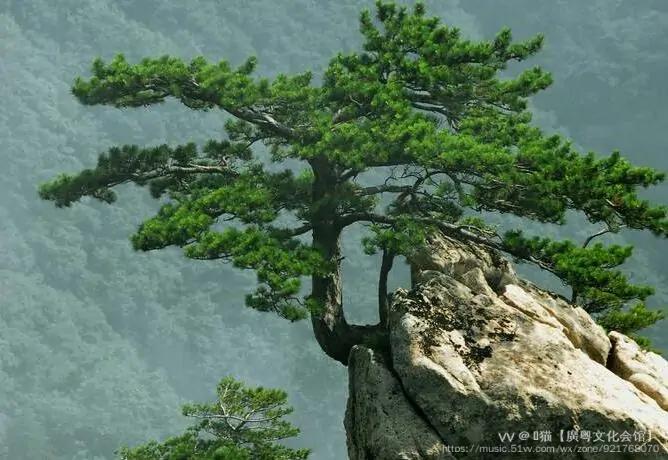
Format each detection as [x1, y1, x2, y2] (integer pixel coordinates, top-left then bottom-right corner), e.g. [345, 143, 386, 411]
[118, 377, 309, 460]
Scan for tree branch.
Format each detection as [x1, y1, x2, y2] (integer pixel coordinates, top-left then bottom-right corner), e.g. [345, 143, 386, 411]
[356, 184, 413, 196]
[228, 107, 297, 140]
[188, 78, 298, 139]
[190, 412, 281, 428]
[582, 224, 625, 248]
[342, 212, 560, 276]
[138, 163, 235, 180]
[270, 223, 312, 238]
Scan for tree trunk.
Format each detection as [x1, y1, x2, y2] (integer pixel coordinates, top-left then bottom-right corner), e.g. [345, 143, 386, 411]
[378, 249, 395, 328]
[309, 156, 386, 365]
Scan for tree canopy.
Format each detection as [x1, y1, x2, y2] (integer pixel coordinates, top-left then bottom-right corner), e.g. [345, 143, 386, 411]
[40, 1, 666, 362]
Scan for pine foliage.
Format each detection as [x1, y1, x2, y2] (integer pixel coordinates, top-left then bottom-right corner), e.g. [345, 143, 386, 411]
[40, 1, 667, 341]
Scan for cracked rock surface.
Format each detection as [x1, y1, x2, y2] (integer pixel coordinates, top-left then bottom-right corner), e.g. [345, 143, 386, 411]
[345, 233, 668, 459]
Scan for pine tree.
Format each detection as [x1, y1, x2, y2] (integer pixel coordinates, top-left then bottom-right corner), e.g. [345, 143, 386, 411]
[40, 1, 666, 363]
[117, 377, 310, 459]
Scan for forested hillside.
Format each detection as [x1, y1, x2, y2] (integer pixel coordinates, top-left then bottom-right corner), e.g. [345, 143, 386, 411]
[1, 1, 666, 458]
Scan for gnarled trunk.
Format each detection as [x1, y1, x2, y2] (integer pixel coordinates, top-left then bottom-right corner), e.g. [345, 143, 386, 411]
[309, 156, 386, 365]
[378, 249, 394, 328]
[310, 217, 385, 365]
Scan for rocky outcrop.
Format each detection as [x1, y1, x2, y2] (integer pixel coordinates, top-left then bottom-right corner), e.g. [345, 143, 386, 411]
[608, 331, 668, 411]
[345, 233, 668, 459]
[345, 346, 453, 460]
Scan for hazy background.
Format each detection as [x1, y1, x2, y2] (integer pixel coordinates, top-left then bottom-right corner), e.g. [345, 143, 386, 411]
[1, 1, 666, 458]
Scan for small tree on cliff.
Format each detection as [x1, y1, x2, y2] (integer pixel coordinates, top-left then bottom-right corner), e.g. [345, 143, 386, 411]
[40, 1, 666, 363]
[118, 376, 310, 459]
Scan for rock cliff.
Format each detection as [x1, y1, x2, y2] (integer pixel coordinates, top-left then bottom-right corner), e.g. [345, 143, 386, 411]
[345, 233, 668, 459]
